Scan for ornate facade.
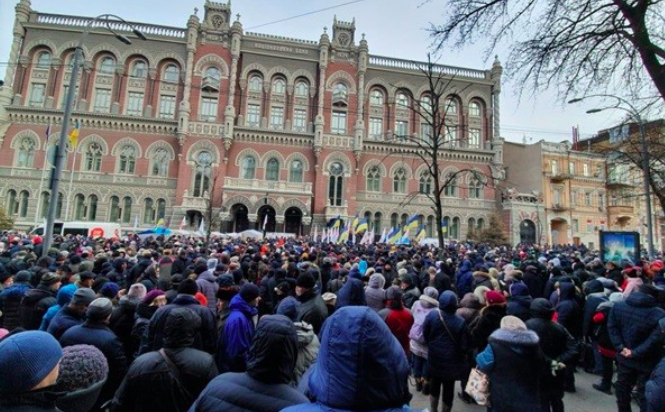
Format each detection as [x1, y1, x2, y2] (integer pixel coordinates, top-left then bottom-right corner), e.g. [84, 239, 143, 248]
[0, 0, 504, 236]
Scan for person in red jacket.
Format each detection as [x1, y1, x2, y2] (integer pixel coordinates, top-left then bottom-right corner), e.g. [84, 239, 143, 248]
[379, 286, 414, 356]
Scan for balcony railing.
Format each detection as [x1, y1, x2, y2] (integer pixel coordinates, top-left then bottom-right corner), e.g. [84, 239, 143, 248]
[607, 205, 634, 217]
[368, 55, 487, 79]
[606, 177, 635, 188]
[551, 203, 569, 212]
[548, 172, 572, 182]
[224, 177, 312, 195]
[34, 13, 186, 38]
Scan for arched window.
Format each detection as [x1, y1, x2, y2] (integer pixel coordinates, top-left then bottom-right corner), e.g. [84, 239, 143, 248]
[151, 148, 170, 177]
[131, 61, 147, 78]
[6, 190, 17, 216]
[373, 212, 382, 232]
[420, 95, 432, 113]
[401, 213, 408, 227]
[164, 64, 180, 83]
[143, 198, 154, 224]
[193, 151, 212, 197]
[88, 194, 98, 220]
[444, 98, 458, 115]
[99, 57, 115, 74]
[393, 167, 407, 193]
[122, 197, 132, 224]
[396, 92, 409, 108]
[36, 51, 51, 69]
[419, 171, 432, 194]
[443, 173, 457, 197]
[469, 101, 481, 117]
[110, 196, 120, 222]
[74, 194, 85, 220]
[477, 218, 485, 231]
[332, 83, 348, 103]
[16, 137, 36, 168]
[289, 159, 303, 183]
[18, 190, 29, 218]
[366, 166, 381, 192]
[468, 217, 476, 238]
[272, 78, 286, 94]
[266, 158, 279, 181]
[295, 81, 309, 97]
[469, 175, 482, 199]
[390, 213, 398, 228]
[241, 156, 256, 179]
[451, 217, 460, 239]
[41, 191, 63, 219]
[249, 75, 263, 92]
[118, 145, 137, 174]
[84, 142, 103, 172]
[328, 161, 344, 206]
[206, 67, 221, 82]
[369, 89, 384, 105]
[157, 199, 166, 222]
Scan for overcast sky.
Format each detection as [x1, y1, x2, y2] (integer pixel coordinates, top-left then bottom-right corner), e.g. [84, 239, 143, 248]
[0, 0, 633, 143]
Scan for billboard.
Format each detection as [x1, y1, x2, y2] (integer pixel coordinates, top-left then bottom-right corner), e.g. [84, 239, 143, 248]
[599, 231, 640, 264]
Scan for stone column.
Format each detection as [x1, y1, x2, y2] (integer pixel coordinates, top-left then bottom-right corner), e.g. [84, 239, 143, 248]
[177, 11, 200, 148]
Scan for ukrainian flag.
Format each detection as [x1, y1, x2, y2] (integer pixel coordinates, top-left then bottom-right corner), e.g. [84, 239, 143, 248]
[441, 220, 448, 234]
[331, 216, 341, 229]
[388, 225, 402, 244]
[416, 225, 426, 242]
[351, 214, 360, 232]
[337, 224, 349, 244]
[355, 218, 369, 234]
[406, 214, 420, 231]
[68, 120, 80, 148]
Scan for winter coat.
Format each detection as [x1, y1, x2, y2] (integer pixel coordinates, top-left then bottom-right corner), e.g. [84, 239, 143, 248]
[592, 301, 617, 357]
[196, 271, 218, 312]
[189, 315, 308, 412]
[47, 305, 84, 340]
[365, 274, 387, 312]
[402, 286, 421, 310]
[408, 299, 438, 358]
[507, 290, 532, 322]
[523, 267, 546, 298]
[455, 260, 474, 298]
[583, 291, 607, 339]
[0, 283, 30, 330]
[646, 356, 665, 412]
[294, 321, 319, 385]
[296, 289, 328, 335]
[622, 277, 643, 298]
[60, 321, 128, 406]
[476, 328, 545, 412]
[335, 278, 367, 309]
[379, 304, 414, 357]
[554, 282, 582, 338]
[111, 307, 218, 412]
[469, 304, 506, 352]
[140, 294, 217, 355]
[423, 292, 470, 381]
[282, 307, 416, 412]
[216, 294, 257, 373]
[608, 291, 665, 372]
[0, 388, 62, 412]
[110, 295, 141, 359]
[19, 285, 57, 330]
[473, 271, 498, 291]
[40, 284, 76, 331]
[455, 293, 481, 325]
[131, 302, 159, 359]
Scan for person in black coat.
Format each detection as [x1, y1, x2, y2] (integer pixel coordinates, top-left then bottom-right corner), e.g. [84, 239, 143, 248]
[188, 314, 308, 412]
[526, 298, 579, 412]
[60, 298, 128, 408]
[111, 307, 218, 412]
[19, 272, 60, 330]
[523, 265, 546, 298]
[110, 284, 146, 360]
[645, 319, 665, 412]
[47, 287, 96, 340]
[0, 270, 32, 331]
[469, 290, 507, 354]
[506, 282, 532, 322]
[295, 273, 328, 335]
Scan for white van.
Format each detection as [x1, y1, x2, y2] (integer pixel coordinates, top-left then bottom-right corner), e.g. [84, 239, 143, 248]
[30, 221, 122, 238]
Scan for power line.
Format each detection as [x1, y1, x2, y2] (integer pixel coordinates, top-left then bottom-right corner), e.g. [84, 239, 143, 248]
[245, 0, 376, 31]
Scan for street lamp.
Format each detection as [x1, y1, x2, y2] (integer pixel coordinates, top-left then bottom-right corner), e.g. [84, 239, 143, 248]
[568, 95, 656, 259]
[42, 15, 146, 256]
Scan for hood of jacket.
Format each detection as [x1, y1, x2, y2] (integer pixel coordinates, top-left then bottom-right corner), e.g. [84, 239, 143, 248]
[229, 293, 258, 317]
[198, 270, 216, 283]
[295, 321, 315, 348]
[584, 279, 604, 295]
[163, 306, 201, 348]
[490, 328, 540, 349]
[368, 273, 386, 289]
[530, 297, 555, 319]
[458, 260, 473, 274]
[0, 283, 31, 299]
[118, 295, 140, 312]
[558, 281, 576, 301]
[335, 278, 367, 309]
[625, 291, 658, 308]
[56, 284, 77, 307]
[135, 301, 159, 320]
[438, 290, 458, 314]
[309, 306, 410, 410]
[246, 314, 298, 384]
[459, 292, 481, 310]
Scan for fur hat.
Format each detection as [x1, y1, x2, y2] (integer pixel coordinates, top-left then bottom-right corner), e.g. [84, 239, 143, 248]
[127, 283, 147, 300]
[419, 286, 440, 307]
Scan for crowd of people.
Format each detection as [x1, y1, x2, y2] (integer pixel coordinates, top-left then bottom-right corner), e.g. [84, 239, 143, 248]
[0, 232, 664, 412]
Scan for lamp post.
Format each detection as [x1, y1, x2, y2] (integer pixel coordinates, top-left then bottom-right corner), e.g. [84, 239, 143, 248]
[41, 15, 146, 256]
[568, 95, 656, 259]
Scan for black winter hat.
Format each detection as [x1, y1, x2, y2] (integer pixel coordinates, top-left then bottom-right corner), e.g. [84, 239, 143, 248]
[296, 273, 316, 289]
[177, 278, 199, 295]
[530, 298, 555, 318]
[239, 283, 260, 302]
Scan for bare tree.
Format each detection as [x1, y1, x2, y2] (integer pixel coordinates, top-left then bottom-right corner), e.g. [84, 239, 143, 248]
[428, 0, 665, 102]
[381, 55, 498, 250]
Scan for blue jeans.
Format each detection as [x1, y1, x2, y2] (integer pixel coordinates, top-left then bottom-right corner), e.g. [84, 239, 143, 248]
[412, 354, 429, 379]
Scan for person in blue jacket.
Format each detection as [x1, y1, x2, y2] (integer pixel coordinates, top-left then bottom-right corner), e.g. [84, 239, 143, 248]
[281, 306, 418, 412]
[216, 283, 260, 373]
[645, 318, 665, 412]
[455, 260, 474, 299]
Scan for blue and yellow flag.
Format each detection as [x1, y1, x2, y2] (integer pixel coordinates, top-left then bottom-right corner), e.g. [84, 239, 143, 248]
[68, 120, 80, 148]
[405, 214, 420, 231]
[330, 216, 341, 229]
[355, 218, 369, 234]
[351, 214, 360, 232]
[337, 223, 349, 244]
[388, 225, 402, 244]
[416, 225, 427, 242]
[441, 220, 448, 234]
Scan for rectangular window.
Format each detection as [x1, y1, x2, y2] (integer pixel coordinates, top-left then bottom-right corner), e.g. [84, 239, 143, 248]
[293, 109, 307, 132]
[572, 219, 579, 233]
[445, 126, 458, 145]
[126, 92, 144, 116]
[551, 160, 558, 175]
[61, 85, 79, 108]
[421, 123, 433, 143]
[569, 162, 575, 175]
[395, 120, 408, 139]
[585, 192, 592, 206]
[29, 83, 46, 107]
[553, 189, 561, 205]
[200, 97, 218, 121]
[158, 95, 176, 119]
[247, 104, 260, 127]
[270, 106, 284, 129]
[598, 194, 605, 209]
[93, 88, 112, 113]
[369, 117, 383, 140]
[571, 190, 578, 206]
[331, 111, 346, 135]
[587, 222, 593, 233]
[468, 128, 481, 149]
[583, 163, 590, 176]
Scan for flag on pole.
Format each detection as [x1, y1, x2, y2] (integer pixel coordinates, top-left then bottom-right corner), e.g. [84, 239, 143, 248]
[179, 216, 187, 230]
[196, 218, 206, 236]
[322, 228, 328, 243]
[355, 218, 369, 234]
[262, 213, 268, 231]
[405, 214, 420, 231]
[45, 122, 51, 139]
[416, 225, 427, 242]
[338, 224, 349, 244]
[331, 216, 341, 229]
[133, 215, 139, 231]
[68, 120, 80, 148]
[441, 220, 448, 234]
[388, 226, 402, 244]
[351, 214, 360, 232]
[379, 227, 389, 243]
[156, 218, 165, 227]
[369, 228, 376, 244]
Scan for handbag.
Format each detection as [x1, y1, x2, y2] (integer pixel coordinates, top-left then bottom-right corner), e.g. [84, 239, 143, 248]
[465, 367, 490, 406]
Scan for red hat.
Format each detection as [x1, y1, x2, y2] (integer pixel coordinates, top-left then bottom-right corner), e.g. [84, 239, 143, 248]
[32, 236, 42, 245]
[485, 290, 507, 306]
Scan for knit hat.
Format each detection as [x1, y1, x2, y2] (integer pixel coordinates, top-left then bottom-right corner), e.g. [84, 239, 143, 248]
[55, 344, 108, 392]
[70, 288, 96, 307]
[100, 282, 120, 299]
[400, 273, 414, 286]
[217, 274, 235, 288]
[509, 282, 530, 297]
[276, 296, 300, 321]
[14, 270, 31, 284]
[239, 283, 260, 302]
[86, 298, 113, 321]
[40, 272, 60, 286]
[56, 284, 77, 307]
[0, 331, 63, 394]
[177, 278, 199, 295]
[142, 289, 165, 305]
[296, 273, 316, 289]
[485, 290, 507, 306]
[78, 271, 95, 281]
[78, 260, 94, 272]
[419, 286, 440, 307]
[386, 285, 403, 301]
[170, 274, 184, 288]
[500, 315, 527, 331]
[127, 283, 147, 300]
